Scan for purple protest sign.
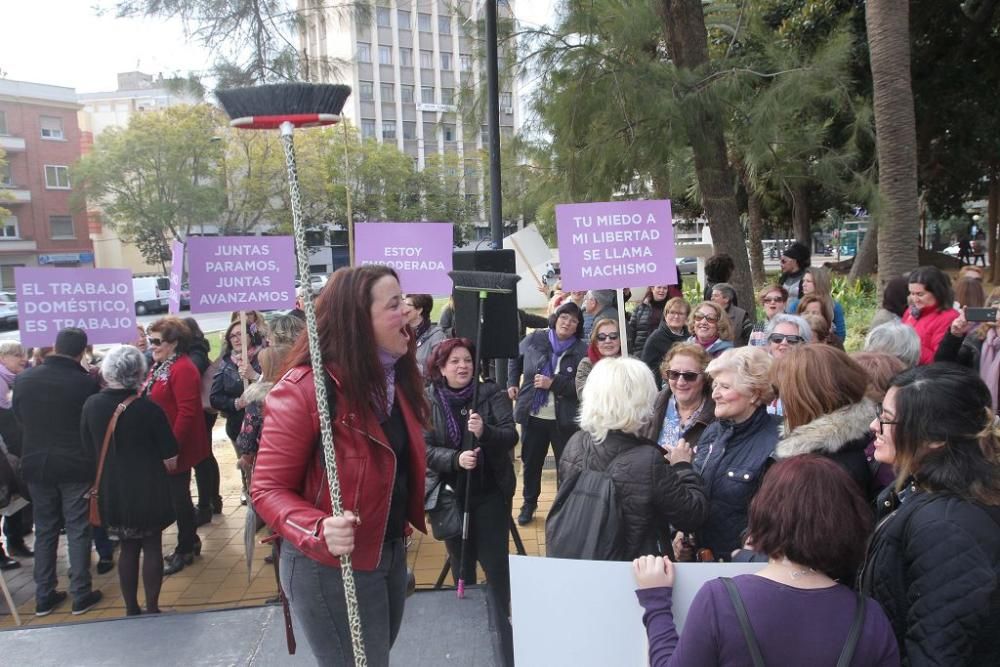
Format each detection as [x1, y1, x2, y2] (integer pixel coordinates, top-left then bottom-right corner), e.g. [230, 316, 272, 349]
[15, 267, 137, 347]
[555, 200, 676, 291]
[168, 240, 184, 315]
[187, 236, 296, 313]
[355, 223, 453, 295]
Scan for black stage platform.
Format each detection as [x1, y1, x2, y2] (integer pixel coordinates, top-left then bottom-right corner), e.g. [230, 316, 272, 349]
[0, 587, 505, 666]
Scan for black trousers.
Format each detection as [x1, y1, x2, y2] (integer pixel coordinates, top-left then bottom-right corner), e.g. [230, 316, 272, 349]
[194, 412, 220, 510]
[444, 491, 512, 616]
[520, 417, 575, 507]
[167, 471, 197, 554]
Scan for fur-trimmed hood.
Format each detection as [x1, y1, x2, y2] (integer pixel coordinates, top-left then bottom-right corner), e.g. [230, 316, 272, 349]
[241, 380, 274, 406]
[774, 398, 876, 458]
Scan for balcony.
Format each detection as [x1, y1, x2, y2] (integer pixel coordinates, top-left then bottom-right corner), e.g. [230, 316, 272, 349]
[0, 188, 30, 204]
[0, 239, 38, 252]
[0, 136, 26, 153]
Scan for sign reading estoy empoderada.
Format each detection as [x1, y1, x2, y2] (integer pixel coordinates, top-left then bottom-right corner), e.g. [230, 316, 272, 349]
[555, 199, 676, 291]
[168, 240, 184, 315]
[186, 236, 297, 314]
[15, 267, 137, 347]
[355, 222, 454, 295]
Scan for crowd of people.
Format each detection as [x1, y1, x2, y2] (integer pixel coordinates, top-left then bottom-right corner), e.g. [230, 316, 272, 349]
[1, 245, 999, 667]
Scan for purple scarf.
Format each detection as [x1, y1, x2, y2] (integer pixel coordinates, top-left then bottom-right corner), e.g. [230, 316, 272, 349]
[434, 380, 475, 448]
[980, 329, 1000, 411]
[375, 347, 403, 420]
[530, 328, 577, 415]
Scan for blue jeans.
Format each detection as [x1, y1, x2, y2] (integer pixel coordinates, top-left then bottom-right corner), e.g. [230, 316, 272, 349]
[93, 526, 115, 561]
[280, 539, 407, 666]
[28, 481, 93, 604]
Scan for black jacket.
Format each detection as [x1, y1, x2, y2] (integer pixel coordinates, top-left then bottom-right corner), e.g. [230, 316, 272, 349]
[424, 381, 518, 502]
[640, 390, 716, 449]
[860, 489, 1000, 666]
[641, 321, 690, 388]
[13, 355, 99, 484]
[935, 329, 985, 369]
[628, 298, 667, 358]
[559, 429, 708, 560]
[508, 330, 587, 430]
[772, 399, 877, 500]
[692, 406, 780, 559]
[81, 388, 178, 532]
[210, 353, 260, 441]
[188, 338, 211, 375]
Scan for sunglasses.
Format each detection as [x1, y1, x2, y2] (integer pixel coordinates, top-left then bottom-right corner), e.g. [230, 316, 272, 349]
[596, 332, 620, 342]
[762, 297, 785, 304]
[667, 370, 701, 382]
[768, 333, 804, 345]
[693, 313, 719, 323]
[148, 338, 163, 346]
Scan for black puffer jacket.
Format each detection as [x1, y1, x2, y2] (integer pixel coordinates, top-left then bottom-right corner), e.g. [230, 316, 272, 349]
[628, 297, 668, 357]
[935, 329, 985, 369]
[559, 429, 708, 560]
[692, 406, 780, 559]
[508, 330, 587, 430]
[424, 381, 518, 502]
[772, 399, 877, 500]
[210, 353, 261, 442]
[860, 489, 1000, 666]
[641, 322, 689, 388]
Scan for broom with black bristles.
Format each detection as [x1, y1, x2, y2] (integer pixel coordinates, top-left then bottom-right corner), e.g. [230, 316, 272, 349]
[215, 83, 368, 666]
[447, 269, 521, 599]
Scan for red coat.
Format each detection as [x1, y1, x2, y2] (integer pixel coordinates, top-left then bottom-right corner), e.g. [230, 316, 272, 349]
[250, 365, 427, 571]
[902, 305, 959, 365]
[145, 354, 210, 474]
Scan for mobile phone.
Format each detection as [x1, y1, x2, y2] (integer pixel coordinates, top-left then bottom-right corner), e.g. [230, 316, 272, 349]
[966, 307, 998, 322]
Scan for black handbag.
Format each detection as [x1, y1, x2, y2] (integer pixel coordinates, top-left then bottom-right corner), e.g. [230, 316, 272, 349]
[425, 479, 462, 541]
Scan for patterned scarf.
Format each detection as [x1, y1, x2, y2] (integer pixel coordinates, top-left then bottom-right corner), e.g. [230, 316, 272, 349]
[434, 380, 475, 449]
[143, 353, 178, 396]
[375, 347, 403, 420]
[530, 329, 577, 415]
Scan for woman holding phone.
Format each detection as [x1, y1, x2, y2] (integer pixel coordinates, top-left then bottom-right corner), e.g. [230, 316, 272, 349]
[935, 287, 1000, 408]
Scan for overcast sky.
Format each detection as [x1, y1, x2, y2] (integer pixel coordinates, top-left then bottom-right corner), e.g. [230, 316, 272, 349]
[0, 1, 558, 94]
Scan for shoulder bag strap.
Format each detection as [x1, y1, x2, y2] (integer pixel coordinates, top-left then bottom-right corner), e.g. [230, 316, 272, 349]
[721, 577, 766, 667]
[92, 395, 139, 492]
[835, 592, 867, 667]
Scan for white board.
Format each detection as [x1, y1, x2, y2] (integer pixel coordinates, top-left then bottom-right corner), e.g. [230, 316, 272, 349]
[503, 225, 554, 310]
[509, 555, 765, 667]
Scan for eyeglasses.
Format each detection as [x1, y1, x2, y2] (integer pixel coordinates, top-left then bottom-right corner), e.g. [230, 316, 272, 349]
[667, 370, 702, 382]
[596, 332, 620, 342]
[228, 335, 242, 343]
[148, 338, 163, 346]
[875, 403, 898, 431]
[767, 333, 804, 345]
[693, 313, 719, 323]
[762, 297, 784, 304]
[666, 310, 688, 317]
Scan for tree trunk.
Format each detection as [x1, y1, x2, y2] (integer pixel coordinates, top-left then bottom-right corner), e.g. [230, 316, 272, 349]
[849, 221, 879, 281]
[658, 0, 751, 311]
[743, 173, 766, 287]
[990, 171, 1000, 282]
[866, 0, 920, 290]
[790, 184, 811, 245]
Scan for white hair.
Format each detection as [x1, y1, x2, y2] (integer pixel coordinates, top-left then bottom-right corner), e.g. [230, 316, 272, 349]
[579, 357, 657, 443]
[0, 340, 24, 357]
[765, 313, 812, 342]
[864, 321, 921, 369]
[101, 345, 148, 391]
[705, 347, 776, 405]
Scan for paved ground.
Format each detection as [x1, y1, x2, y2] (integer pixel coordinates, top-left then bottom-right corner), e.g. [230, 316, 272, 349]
[0, 423, 554, 629]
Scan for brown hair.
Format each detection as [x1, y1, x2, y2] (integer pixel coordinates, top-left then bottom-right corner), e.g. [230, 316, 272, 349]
[771, 345, 869, 431]
[687, 301, 733, 342]
[758, 285, 788, 303]
[955, 277, 986, 310]
[660, 341, 711, 379]
[258, 345, 291, 384]
[407, 294, 434, 322]
[849, 351, 905, 403]
[284, 265, 428, 424]
[148, 316, 192, 353]
[589, 317, 620, 345]
[801, 313, 830, 344]
[747, 455, 872, 581]
[796, 294, 833, 326]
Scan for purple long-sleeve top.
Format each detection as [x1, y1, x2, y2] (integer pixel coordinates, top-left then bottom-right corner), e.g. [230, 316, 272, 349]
[635, 575, 900, 666]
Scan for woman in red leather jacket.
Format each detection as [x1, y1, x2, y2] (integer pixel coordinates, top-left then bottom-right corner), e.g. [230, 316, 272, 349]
[251, 265, 429, 666]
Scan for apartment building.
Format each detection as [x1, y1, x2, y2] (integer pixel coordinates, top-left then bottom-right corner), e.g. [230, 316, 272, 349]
[300, 0, 520, 223]
[0, 79, 95, 289]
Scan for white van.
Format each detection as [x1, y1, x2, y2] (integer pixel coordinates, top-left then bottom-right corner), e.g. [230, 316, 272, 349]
[132, 276, 170, 315]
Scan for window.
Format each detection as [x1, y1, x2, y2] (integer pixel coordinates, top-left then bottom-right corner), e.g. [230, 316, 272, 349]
[398, 9, 411, 28]
[361, 119, 377, 139]
[400, 47, 413, 67]
[418, 13, 432, 31]
[421, 86, 435, 104]
[376, 6, 391, 27]
[400, 85, 414, 103]
[44, 165, 70, 189]
[440, 52, 452, 70]
[439, 15, 451, 34]
[441, 88, 455, 105]
[49, 215, 75, 239]
[460, 54, 472, 72]
[380, 82, 395, 102]
[379, 45, 393, 65]
[357, 42, 371, 62]
[501, 92, 513, 108]
[403, 121, 416, 140]
[0, 162, 11, 186]
[0, 111, 7, 135]
[359, 81, 374, 102]
[420, 50, 433, 69]
[382, 121, 397, 140]
[40, 116, 64, 140]
[1, 216, 18, 239]
[443, 124, 455, 142]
